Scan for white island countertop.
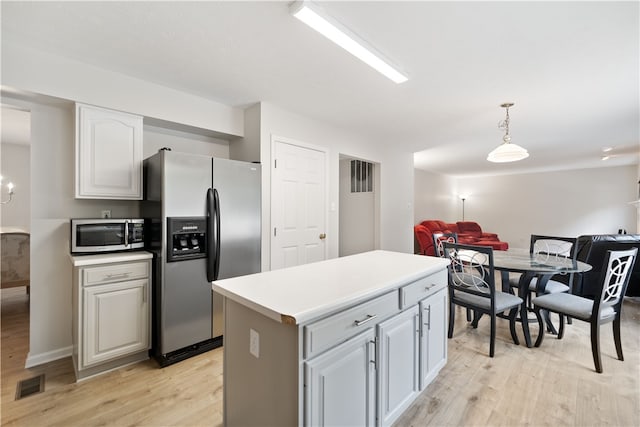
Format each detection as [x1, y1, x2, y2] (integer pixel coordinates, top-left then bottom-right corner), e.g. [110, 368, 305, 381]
[212, 250, 449, 325]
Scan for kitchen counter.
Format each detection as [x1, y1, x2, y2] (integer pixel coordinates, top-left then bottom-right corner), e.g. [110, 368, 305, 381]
[213, 250, 450, 426]
[212, 249, 449, 325]
[69, 251, 153, 267]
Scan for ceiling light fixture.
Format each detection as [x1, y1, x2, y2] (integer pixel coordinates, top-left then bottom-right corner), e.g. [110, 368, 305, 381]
[289, 1, 408, 84]
[487, 103, 529, 163]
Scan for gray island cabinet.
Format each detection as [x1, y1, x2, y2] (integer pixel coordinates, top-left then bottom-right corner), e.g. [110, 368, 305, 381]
[213, 250, 449, 427]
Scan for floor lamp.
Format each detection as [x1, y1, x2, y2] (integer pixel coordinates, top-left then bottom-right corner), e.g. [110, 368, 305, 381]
[459, 195, 467, 221]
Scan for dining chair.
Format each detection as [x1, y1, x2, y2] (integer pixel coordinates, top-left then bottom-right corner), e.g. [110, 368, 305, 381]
[510, 235, 578, 329]
[532, 248, 637, 373]
[510, 235, 578, 296]
[443, 242, 523, 357]
[432, 232, 458, 258]
[433, 232, 472, 321]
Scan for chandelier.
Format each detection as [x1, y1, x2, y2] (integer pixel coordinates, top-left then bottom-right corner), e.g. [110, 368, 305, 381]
[487, 103, 529, 163]
[0, 176, 15, 205]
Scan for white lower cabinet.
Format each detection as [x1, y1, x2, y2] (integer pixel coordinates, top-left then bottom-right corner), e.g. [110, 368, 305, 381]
[305, 329, 376, 427]
[377, 306, 420, 427]
[83, 278, 149, 367]
[71, 253, 152, 381]
[302, 277, 447, 427]
[419, 287, 447, 390]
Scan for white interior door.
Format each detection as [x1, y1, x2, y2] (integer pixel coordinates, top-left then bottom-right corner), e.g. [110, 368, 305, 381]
[271, 139, 327, 270]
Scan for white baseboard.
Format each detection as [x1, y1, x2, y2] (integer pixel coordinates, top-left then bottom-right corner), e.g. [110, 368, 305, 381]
[25, 346, 72, 368]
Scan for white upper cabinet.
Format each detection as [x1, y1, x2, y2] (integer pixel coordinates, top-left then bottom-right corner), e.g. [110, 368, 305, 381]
[75, 103, 143, 199]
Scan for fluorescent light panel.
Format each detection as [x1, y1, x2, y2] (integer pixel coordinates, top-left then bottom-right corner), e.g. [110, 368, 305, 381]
[290, 1, 408, 84]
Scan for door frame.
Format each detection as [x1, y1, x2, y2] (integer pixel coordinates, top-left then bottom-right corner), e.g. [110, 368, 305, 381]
[338, 154, 381, 257]
[270, 134, 330, 270]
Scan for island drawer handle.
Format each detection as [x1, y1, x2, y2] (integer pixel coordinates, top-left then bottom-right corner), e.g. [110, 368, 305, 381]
[354, 314, 377, 326]
[424, 284, 437, 291]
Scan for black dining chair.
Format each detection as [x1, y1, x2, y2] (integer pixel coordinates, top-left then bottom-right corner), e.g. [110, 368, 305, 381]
[433, 232, 473, 321]
[443, 242, 523, 357]
[432, 232, 458, 258]
[510, 235, 578, 298]
[509, 235, 578, 330]
[532, 248, 637, 373]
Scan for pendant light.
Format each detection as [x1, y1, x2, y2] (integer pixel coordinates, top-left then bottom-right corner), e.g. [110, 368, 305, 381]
[487, 103, 529, 163]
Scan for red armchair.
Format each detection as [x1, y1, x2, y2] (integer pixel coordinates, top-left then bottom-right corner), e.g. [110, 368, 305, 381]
[414, 225, 433, 255]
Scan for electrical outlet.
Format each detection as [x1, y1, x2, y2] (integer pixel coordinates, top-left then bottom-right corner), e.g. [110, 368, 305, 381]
[101, 210, 111, 219]
[249, 328, 260, 358]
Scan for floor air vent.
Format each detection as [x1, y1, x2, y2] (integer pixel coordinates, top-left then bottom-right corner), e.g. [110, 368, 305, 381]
[15, 374, 45, 400]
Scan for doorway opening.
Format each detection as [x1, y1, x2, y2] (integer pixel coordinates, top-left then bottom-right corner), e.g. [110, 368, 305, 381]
[338, 155, 380, 257]
[1, 105, 32, 377]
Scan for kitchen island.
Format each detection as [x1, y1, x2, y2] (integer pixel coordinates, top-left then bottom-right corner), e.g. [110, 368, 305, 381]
[212, 250, 449, 426]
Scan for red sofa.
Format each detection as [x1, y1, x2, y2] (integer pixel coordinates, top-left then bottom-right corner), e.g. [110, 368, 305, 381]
[414, 220, 508, 256]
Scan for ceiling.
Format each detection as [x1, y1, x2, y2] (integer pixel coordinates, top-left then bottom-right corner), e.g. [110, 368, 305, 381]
[1, 1, 638, 176]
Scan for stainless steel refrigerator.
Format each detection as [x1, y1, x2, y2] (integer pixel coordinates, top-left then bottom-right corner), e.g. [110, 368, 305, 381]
[142, 149, 261, 366]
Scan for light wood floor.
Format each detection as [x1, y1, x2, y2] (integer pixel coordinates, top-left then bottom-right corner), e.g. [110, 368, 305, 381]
[1, 286, 639, 426]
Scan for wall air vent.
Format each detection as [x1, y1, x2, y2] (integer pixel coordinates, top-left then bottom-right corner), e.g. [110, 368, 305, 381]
[350, 160, 374, 193]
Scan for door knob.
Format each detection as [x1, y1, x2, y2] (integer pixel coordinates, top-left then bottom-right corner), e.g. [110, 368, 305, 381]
[319, 233, 326, 240]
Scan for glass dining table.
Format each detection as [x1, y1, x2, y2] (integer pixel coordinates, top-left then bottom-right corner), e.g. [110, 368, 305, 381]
[490, 248, 592, 347]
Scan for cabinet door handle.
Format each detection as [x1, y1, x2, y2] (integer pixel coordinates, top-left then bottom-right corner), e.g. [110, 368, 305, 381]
[369, 338, 377, 368]
[424, 306, 431, 330]
[425, 284, 436, 292]
[105, 272, 130, 279]
[354, 314, 377, 326]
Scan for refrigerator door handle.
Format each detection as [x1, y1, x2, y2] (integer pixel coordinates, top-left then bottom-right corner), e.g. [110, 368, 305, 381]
[213, 188, 221, 281]
[207, 188, 217, 282]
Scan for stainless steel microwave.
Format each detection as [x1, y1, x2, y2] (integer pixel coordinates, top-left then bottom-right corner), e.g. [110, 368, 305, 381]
[70, 218, 145, 254]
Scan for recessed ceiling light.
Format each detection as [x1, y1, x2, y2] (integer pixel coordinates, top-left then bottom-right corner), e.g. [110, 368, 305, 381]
[290, 1, 408, 84]
[601, 155, 610, 161]
[602, 146, 613, 152]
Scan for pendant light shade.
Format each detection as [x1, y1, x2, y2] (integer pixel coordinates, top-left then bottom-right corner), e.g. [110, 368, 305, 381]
[487, 103, 529, 163]
[487, 141, 529, 162]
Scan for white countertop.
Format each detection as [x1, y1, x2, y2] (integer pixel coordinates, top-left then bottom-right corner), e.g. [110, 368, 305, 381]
[70, 251, 153, 266]
[0, 226, 29, 234]
[212, 250, 449, 325]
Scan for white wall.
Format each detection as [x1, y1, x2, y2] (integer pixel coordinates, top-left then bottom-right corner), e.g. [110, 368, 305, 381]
[143, 125, 230, 159]
[415, 165, 638, 251]
[26, 100, 142, 366]
[229, 103, 261, 163]
[2, 41, 244, 137]
[414, 169, 457, 223]
[261, 103, 413, 267]
[260, 102, 414, 269]
[0, 142, 30, 229]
